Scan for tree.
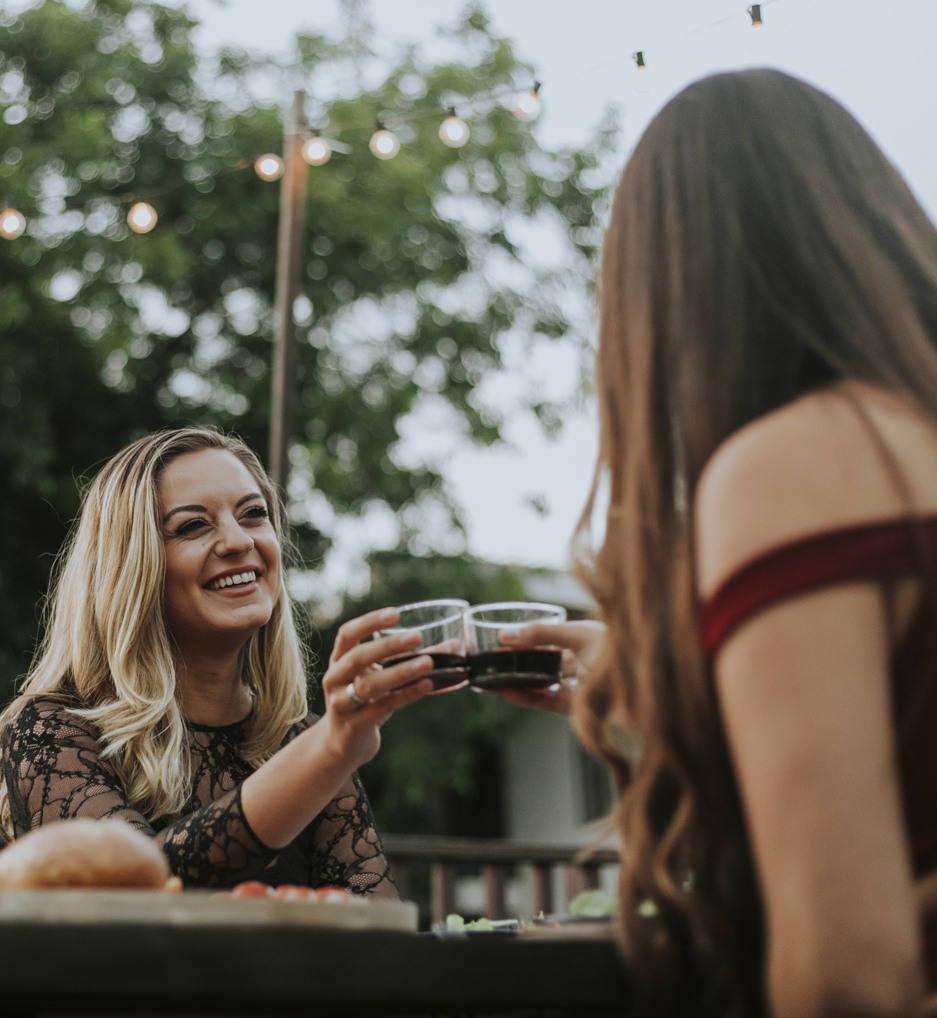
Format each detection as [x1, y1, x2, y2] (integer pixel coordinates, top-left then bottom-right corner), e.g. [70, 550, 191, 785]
[0, 0, 614, 827]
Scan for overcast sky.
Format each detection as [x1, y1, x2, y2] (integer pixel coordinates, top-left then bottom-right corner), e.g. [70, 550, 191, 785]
[23, 0, 927, 573]
[178, 0, 937, 572]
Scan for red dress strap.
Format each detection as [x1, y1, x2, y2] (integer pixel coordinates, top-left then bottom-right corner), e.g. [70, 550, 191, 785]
[699, 517, 937, 658]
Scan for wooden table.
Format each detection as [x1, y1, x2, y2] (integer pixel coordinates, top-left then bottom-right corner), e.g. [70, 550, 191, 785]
[0, 910, 631, 1016]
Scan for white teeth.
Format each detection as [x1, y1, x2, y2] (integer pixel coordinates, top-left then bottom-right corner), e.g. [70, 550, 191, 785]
[210, 571, 257, 591]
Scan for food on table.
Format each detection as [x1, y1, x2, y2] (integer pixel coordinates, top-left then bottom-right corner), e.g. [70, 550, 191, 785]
[566, 888, 617, 917]
[0, 818, 171, 890]
[444, 912, 518, 931]
[213, 881, 359, 902]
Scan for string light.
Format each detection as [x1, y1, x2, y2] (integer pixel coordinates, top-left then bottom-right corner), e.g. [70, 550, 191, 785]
[369, 122, 400, 160]
[301, 135, 332, 166]
[0, 3, 779, 243]
[254, 153, 285, 181]
[0, 205, 26, 240]
[438, 108, 470, 148]
[127, 201, 157, 234]
[512, 81, 541, 122]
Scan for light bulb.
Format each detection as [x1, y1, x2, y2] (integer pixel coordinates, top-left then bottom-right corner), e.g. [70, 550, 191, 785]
[748, 4, 763, 25]
[302, 136, 332, 166]
[438, 110, 470, 149]
[513, 83, 541, 122]
[0, 206, 26, 240]
[254, 153, 285, 181]
[127, 202, 157, 234]
[369, 127, 400, 160]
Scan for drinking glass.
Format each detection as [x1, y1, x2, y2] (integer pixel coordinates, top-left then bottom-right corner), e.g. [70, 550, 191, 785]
[376, 599, 470, 693]
[463, 601, 567, 690]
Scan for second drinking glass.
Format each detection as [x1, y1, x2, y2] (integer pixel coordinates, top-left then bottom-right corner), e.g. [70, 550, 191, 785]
[463, 601, 567, 690]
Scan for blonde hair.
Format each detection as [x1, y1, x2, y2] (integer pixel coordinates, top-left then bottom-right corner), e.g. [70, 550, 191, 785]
[0, 427, 309, 833]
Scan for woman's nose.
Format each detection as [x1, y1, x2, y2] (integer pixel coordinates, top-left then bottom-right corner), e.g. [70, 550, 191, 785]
[214, 517, 254, 555]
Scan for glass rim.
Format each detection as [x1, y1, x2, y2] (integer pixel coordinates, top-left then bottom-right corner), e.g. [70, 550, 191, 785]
[378, 598, 470, 633]
[463, 601, 566, 625]
[395, 597, 470, 614]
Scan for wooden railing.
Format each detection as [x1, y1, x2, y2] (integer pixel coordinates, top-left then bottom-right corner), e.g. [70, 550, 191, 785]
[382, 834, 620, 926]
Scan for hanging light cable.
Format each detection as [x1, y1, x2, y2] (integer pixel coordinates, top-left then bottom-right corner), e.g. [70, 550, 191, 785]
[438, 107, 470, 148]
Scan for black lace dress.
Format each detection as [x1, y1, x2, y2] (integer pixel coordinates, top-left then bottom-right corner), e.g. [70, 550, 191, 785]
[0, 696, 397, 895]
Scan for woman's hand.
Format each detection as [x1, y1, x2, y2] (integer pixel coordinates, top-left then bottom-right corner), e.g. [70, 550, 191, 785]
[490, 619, 606, 715]
[240, 607, 433, 852]
[319, 607, 434, 770]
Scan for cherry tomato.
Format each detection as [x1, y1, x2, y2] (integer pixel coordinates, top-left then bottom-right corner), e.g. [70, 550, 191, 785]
[271, 884, 313, 900]
[229, 881, 274, 898]
[313, 885, 354, 901]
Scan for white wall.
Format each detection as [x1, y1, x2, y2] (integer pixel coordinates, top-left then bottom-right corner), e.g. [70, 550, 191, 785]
[503, 711, 590, 844]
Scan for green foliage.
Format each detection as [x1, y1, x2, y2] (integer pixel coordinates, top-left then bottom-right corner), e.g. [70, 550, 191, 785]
[0, 0, 615, 822]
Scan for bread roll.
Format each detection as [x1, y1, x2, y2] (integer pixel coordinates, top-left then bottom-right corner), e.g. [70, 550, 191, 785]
[0, 818, 170, 890]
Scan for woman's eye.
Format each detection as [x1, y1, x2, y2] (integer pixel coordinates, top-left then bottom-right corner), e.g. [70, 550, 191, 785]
[176, 518, 207, 536]
[243, 505, 270, 522]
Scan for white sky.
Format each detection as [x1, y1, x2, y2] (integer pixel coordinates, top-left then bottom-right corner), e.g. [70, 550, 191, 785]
[171, 1, 937, 570]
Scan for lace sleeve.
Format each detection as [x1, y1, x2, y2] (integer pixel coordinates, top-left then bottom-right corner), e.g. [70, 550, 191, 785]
[0, 699, 273, 887]
[305, 770, 399, 899]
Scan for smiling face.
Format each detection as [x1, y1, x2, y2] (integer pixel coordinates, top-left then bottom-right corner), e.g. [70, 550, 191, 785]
[158, 448, 281, 659]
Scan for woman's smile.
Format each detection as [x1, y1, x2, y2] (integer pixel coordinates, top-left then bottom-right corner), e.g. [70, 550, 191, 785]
[158, 448, 281, 655]
[206, 569, 260, 592]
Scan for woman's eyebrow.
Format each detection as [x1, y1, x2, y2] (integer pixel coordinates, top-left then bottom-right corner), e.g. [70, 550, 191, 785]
[163, 503, 206, 524]
[162, 492, 264, 524]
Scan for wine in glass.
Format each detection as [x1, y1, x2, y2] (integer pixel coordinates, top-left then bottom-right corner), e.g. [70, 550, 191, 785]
[376, 599, 470, 693]
[463, 601, 566, 690]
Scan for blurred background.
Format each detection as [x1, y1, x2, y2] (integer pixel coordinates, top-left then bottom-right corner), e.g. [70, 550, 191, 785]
[2, 0, 935, 875]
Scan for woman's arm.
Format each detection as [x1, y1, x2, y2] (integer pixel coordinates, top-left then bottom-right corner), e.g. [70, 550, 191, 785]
[0, 609, 433, 888]
[695, 394, 927, 1017]
[0, 699, 273, 884]
[238, 607, 433, 852]
[712, 579, 923, 1016]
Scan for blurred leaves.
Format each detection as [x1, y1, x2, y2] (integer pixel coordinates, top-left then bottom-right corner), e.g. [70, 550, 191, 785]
[0, 0, 614, 827]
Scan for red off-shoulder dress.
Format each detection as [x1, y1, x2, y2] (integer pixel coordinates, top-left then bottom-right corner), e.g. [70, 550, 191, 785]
[699, 517, 937, 987]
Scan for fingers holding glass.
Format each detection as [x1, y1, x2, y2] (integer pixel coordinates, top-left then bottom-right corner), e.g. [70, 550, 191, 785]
[373, 599, 470, 694]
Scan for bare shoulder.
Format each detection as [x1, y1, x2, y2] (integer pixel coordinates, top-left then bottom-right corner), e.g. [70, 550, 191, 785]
[694, 382, 937, 597]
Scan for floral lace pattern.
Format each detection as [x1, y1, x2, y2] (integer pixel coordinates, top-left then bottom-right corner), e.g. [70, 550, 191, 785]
[0, 698, 397, 895]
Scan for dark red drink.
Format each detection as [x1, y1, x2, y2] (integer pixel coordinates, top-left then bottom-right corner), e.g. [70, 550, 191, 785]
[384, 652, 469, 693]
[468, 649, 562, 690]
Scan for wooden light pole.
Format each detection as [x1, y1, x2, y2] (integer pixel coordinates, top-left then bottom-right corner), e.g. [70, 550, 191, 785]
[268, 89, 308, 493]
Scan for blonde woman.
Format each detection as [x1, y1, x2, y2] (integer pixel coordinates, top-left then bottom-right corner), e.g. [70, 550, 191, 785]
[0, 426, 433, 891]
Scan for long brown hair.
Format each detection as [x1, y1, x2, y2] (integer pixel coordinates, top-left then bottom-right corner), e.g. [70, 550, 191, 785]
[573, 68, 937, 1017]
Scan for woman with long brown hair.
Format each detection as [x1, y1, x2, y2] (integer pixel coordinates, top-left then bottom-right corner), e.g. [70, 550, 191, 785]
[508, 68, 937, 1016]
